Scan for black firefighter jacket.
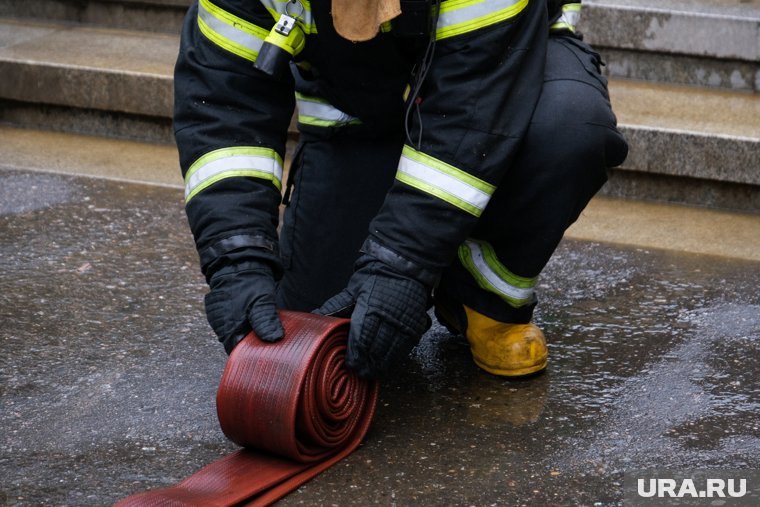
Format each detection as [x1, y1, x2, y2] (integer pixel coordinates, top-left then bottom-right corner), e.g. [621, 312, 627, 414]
[174, 0, 582, 282]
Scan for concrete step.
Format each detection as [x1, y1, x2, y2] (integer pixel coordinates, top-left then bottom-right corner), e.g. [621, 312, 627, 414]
[606, 79, 760, 212]
[0, 18, 175, 143]
[0, 17, 757, 212]
[2, 0, 758, 92]
[566, 194, 760, 262]
[2, 0, 757, 90]
[3, 125, 758, 262]
[0, 124, 298, 187]
[581, 0, 760, 91]
[0, 0, 191, 34]
[0, 125, 182, 187]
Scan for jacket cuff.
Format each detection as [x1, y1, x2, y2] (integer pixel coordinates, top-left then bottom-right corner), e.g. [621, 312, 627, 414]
[200, 233, 282, 281]
[360, 236, 440, 288]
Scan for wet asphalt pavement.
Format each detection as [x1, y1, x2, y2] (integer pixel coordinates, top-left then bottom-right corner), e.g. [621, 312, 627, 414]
[1, 168, 759, 506]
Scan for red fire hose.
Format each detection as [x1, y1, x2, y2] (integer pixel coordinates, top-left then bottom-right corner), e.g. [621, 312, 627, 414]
[116, 311, 379, 506]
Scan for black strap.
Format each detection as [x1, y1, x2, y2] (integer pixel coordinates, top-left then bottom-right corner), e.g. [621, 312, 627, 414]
[199, 233, 279, 270]
[361, 236, 440, 288]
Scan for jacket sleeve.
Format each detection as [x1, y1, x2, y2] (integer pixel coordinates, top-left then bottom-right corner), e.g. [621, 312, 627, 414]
[366, 0, 548, 277]
[174, 0, 295, 281]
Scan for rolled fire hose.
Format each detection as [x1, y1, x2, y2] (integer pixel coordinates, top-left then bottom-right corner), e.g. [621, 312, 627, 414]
[116, 311, 379, 506]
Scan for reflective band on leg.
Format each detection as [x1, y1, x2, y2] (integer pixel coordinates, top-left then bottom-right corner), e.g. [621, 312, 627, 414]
[295, 93, 361, 128]
[198, 0, 268, 62]
[550, 2, 581, 32]
[185, 147, 283, 203]
[458, 239, 537, 307]
[437, 0, 529, 40]
[397, 146, 495, 217]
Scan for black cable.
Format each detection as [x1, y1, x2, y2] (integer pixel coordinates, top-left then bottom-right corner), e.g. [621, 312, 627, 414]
[415, 101, 423, 148]
[404, 0, 442, 150]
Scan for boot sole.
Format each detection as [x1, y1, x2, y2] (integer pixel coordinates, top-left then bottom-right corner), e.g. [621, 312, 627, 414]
[472, 357, 548, 377]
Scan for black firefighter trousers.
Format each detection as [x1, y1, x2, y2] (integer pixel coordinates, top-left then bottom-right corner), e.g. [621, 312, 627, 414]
[276, 35, 629, 324]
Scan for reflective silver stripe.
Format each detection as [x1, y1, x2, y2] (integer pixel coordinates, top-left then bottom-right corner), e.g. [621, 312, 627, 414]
[198, 0, 267, 62]
[550, 2, 581, 32]
[459, 239, 536, 307]
[296, 94, 359, 127]
[184, 147, 283, 203]
[397, 146, 494, 217]
[437, 0, 528, 40]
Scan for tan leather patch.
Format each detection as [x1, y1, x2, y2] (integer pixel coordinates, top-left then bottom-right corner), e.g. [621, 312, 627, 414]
[331, 0, 401, 41]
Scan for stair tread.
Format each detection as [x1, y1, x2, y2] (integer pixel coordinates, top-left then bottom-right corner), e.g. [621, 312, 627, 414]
[610, 79, 760, 140]
[0, 18, 176, 76]
[582, 1, 760, 62]
[2, 18, 757, 139]
[0, 125, 182, 187]
[567, 194, 760, 260]
[585, 0, 760, 18]
[2, 125, 757, 259]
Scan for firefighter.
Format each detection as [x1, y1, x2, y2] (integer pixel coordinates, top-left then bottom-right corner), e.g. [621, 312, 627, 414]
[175, 0, 628, 379]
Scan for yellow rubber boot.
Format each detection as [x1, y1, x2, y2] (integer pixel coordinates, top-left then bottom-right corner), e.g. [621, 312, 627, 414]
[463, 305, 548, 377]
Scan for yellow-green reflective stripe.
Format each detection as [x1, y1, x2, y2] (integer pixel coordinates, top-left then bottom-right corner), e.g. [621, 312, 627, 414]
[298, 115, 362, 127]
[185, 147, 283, 203]
[295, 93, 360, 127]
[261, 0, 318, 34]
[436, 0, 529, 40]
[550, 2, 581, 32]
[458, 239, 537, 307]
[549, 21, 574, 32]
[397, 145, 495, 217]
[198, 0, 268, 62]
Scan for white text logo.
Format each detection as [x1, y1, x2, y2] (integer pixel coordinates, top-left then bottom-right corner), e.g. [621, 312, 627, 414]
[637, 478, 747, 498]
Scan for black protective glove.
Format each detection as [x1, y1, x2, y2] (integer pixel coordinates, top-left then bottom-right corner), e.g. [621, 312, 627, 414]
[204, 260, 284, 353]
[314, 240, 435, 379]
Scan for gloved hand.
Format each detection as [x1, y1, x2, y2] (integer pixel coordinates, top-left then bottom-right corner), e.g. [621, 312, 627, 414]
[315, 251, 433, 379]
[204, 260, 284, 353]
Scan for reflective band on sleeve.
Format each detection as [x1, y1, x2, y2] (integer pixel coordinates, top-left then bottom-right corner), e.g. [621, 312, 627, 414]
[295, 93, 361, 128]
[197, 0, 268, 62]
[260, 0, 318, 34]
[184, 147, 283, 203]
[550, 2, 581, 32]
[396, 145, 495, 217]
[436, 0, 529, 40]
[458, 239, 537, 307]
